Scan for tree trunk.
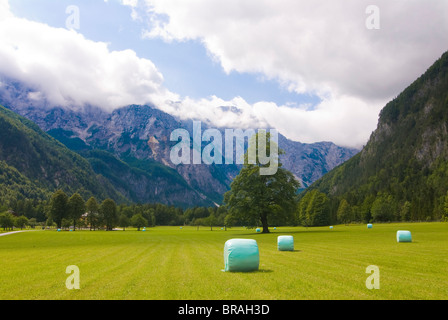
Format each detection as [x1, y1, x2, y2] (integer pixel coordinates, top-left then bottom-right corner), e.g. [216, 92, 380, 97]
[260, 213, 270, 233]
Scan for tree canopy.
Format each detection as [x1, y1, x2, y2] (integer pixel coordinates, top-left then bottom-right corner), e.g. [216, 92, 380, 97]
[224, 132, 300, 233]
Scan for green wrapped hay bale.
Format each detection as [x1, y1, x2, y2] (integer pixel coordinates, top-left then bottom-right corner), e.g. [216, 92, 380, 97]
[277, 235, 294, 251]
[224, 239, 259, 272]
[397, 230, 412, 243]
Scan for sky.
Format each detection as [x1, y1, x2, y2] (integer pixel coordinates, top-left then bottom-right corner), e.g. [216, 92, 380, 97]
[0, 0, 447, 148]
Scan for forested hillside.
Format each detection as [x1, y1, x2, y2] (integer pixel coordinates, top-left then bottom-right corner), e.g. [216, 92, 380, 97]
[0, 105, 125, 208]
[298, 51, 448, 225]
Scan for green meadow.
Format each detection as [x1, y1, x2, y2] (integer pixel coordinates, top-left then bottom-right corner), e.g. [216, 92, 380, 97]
[0, 223, 447, 300]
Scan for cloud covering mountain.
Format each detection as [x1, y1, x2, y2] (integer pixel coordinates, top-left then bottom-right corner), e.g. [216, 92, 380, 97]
[1, 0, 447, 148]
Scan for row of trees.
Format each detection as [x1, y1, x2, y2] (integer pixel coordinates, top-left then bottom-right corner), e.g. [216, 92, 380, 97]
[0, 212, 34, 231]
[44, 190, 234, 231]
[3, 132, 448, 232]
[296, 189, 448, 227]
[3, 182, 448, 232]
[333, 191, 448, 225]
[47, 190, 118, 230]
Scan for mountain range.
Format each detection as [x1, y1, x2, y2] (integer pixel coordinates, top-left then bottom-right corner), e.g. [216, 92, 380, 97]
[0, 79, 359, 207]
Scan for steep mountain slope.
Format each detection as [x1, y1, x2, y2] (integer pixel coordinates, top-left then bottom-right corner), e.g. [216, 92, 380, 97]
[0, 104, 123, 204]
[278, 134, 357, 189]
[0, 104, 211, 208]
[33, 104, 235, 205]
[80, 149, 209, 207]
[302, 51, 448, 223]
[0, 79, 359, 206]
[2, 101, 358, 194]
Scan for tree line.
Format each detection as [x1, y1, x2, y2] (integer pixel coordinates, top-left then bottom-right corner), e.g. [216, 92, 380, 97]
[3, 187, 448, 232]
[0, 189, 235, 231]
[2, 131, 448, 231]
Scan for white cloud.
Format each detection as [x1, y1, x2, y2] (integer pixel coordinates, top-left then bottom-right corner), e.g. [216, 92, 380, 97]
[0, 3, 177, 112]
[155, 93, 383, 148]
[139, 0, 448, 100]
[1, 0, 447, 148]
[0, 0, 12, 21]
[118, 0, 141, 21]
[131, 0, 448, 147]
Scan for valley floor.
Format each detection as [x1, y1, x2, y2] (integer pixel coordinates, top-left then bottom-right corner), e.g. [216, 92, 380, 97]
[0, 222, 447, 300]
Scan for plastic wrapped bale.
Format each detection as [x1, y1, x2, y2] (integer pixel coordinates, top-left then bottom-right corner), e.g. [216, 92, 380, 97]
[367, 224, 373, 229]
[277, 236, 294, 251]
[329, 226, 334, 230]
[224, 239, 259, 272]
[397, 230, 412, 243]
[256, 228, 261, 233]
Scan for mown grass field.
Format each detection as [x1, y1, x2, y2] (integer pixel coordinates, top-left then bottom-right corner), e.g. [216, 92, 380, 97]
[0, 223, 447, 300]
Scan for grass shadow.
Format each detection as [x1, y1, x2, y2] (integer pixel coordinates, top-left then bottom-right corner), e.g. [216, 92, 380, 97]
[222, 269, 274, 274]
[234, 230, 341, 236]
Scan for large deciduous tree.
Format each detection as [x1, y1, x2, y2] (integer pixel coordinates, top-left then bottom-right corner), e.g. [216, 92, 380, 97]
[101, 199, 118, 231]
[130, 214, 147, 231]
[224, 132, 300, 233]
[85, 197, 100, 231]
[68, 193, 85, 231]
[48, 190, 69, 229]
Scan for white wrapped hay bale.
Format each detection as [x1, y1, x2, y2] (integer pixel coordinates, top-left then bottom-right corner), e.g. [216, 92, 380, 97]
[277, 235, 294, 251]
[397, 230, 412, 242]
[224, 239, 260, 272]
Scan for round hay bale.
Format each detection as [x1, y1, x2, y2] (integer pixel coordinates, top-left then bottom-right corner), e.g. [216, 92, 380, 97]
[367, 224, 373, 229]
[224, 239, 259, 272]
[329, 226, 334, 229]
[277, 235, 294, 251]
[397, 230, 412, 243]
[256, 228, 261, 233]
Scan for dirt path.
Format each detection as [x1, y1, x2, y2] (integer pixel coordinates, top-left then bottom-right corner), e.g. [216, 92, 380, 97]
[0, 230, 35, 237]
